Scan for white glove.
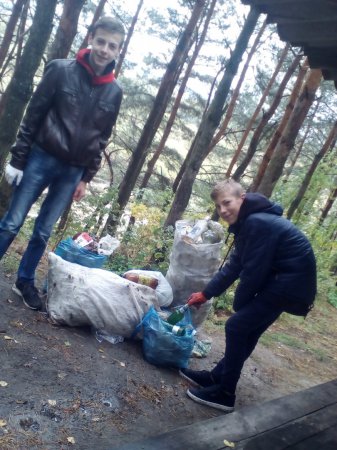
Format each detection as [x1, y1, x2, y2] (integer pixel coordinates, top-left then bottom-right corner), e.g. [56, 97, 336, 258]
[5, 164, 23, 186]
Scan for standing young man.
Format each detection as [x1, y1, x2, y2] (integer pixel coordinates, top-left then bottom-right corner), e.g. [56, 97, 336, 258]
[0, 16, 125, 311]
[180, 179, 317, 412]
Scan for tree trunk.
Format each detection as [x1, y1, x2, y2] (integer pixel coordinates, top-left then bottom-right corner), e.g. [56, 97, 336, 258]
[207, 18, 268, 154]
[0, 0, 28, 70]
[0, 0, 58, 177]
[47, 0, 86, 61]
[287, 121, 337, 219]
[105, 0, 206, 233]
[257, 68, 322, 198]
[79, 0, 108, 50]
[140, 0, 217, 190]
[319, 185, 337, 224]
[250, 59, 309, 192]
[232, 53, 301, 180]
[164, 7, 259, 227]
[114, 0, 144, 78]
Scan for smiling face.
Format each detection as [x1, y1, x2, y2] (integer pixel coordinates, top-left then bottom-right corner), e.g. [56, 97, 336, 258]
[214, 190, 245, 225]
[88, 28, 123, 75]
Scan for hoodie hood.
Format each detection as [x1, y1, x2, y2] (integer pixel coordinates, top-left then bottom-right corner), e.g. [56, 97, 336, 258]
[76, 48, 116, 85]
[229, 192, 283, 233]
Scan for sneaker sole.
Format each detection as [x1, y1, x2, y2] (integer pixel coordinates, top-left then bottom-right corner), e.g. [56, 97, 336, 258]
[187, 389, 234, 413]
[12, 284, 40, 311]
[179, 370, 202, 387]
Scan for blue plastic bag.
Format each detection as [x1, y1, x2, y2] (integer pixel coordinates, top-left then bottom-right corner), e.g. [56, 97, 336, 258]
[135, 306, 195, 369]
[54, 237, 107, 268]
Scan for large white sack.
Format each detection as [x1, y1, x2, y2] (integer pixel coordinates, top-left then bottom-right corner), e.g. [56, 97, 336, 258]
[47, 253, 159, 338]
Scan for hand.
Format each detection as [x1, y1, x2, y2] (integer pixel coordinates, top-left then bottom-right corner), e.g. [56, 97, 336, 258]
[73, 181, 87, 202]
[5, 164, 23, 186]
[187, 292, 207, 309]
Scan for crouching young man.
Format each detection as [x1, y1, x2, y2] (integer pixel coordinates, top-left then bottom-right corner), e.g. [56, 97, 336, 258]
[180, 179, 317, 412]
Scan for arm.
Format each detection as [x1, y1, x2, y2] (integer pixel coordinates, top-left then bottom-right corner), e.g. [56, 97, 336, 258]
[232, 217, 280, 310]
[10, 60, 59, 170]
[82, 88, 123, 183]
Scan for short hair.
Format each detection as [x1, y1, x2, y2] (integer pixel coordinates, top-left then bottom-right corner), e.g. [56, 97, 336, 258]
[210, 179, 245, 200]
[90, 16, 125, 44]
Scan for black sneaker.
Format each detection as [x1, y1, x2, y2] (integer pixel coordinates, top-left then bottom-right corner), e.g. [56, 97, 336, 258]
[12, 280, 42, 311]
[179, 368, 216, 388]
[187, 385, 235, 412]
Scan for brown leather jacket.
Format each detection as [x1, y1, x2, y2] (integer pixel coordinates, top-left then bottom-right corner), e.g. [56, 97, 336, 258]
[10, 54, 122, 182]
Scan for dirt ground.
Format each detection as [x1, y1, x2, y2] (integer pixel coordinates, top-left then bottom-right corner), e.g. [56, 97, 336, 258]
[1, 263, 337, 450]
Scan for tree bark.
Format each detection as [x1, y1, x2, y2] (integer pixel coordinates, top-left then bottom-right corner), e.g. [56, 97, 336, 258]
[140, 0, 217, 190]
[319, 184, 337, 224]
[207, 18, 268, 155]
[114, 0, 144, 78]
[79, 0, 108, 50]
[164, 7, 259, 227]
[232, 53, 301, 180]
[226, 43, 290, 177]
[0, 0, 58, 177]
[106, 0, 206, 233]
[286, 121, 337, 219]
[0, 0, 28, 70]
[257, 68, 322, 198]
[47, 0, 86, 61]
[250, 59, 309, 192]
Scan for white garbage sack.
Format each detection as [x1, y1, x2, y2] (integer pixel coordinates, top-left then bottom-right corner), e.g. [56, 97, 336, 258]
[165, 219, 224, 327]
[47, 253, 159, 338]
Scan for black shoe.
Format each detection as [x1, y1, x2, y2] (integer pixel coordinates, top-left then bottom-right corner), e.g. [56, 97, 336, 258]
[179, 368, 215, 388]
[187, 385, 235, 412]
[12, 280, 42, 311]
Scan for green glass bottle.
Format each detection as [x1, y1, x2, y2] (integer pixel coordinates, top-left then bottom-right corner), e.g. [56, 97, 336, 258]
[167, 304, 189, 325]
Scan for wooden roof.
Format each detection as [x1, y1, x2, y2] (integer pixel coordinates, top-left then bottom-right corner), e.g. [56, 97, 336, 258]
[241, 0, 337, 85]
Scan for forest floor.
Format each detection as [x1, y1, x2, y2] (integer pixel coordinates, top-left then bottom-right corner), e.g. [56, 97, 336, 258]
[0, 246, 337, 450]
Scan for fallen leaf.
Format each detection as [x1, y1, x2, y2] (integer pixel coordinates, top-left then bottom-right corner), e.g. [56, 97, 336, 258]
[0, 381, 8, 387]
[67, 437, 76, 444]
[0, 419, 7, 427]
[48, 400, 57, 406]
[223, 439, 235, 448]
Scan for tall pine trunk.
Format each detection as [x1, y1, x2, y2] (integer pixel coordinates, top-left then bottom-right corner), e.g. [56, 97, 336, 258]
[232, 53, 301, 180]
[47, 0, 86, 61]
[257, 69, 322, 197]
[164, 7, 259, 227]
[287, 121, 337, 219]
[140, 0, 217, 190]
[115, 0, 144, 78]
[79, 0, 108, 50]
[250, 59, 309, 192]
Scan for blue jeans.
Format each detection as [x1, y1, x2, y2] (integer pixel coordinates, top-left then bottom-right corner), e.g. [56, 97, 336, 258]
[211, 291, 284, 394]
[0, 145, 84, 284]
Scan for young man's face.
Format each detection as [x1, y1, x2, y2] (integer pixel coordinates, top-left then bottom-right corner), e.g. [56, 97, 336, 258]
[88, 28, 123, 75]
[214, 190, 245, 225]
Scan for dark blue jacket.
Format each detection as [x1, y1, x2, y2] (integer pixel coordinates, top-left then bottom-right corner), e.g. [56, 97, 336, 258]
[203, 193, 317, 315]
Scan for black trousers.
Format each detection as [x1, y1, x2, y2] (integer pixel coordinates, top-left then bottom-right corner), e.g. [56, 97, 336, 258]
[211, 291, 285, 394]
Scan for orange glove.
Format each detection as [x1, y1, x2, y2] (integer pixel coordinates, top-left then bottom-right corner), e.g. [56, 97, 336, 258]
[187, 292, 208, 309]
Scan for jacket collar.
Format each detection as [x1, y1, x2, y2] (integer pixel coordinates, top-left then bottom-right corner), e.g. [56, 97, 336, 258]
[76, 48, 115, 85]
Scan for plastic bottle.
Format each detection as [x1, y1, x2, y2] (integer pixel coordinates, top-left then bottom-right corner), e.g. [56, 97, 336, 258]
[184, 219, 208, 244]
[123, 273, 158, 289]
[167, 304, 189, 325]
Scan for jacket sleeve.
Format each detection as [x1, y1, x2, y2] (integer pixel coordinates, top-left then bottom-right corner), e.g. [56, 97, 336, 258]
[10, 60, 59, 170]
[203, 245, 242, 299]
[82, 87, 123, 183]
[232, 216, 280, 311]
